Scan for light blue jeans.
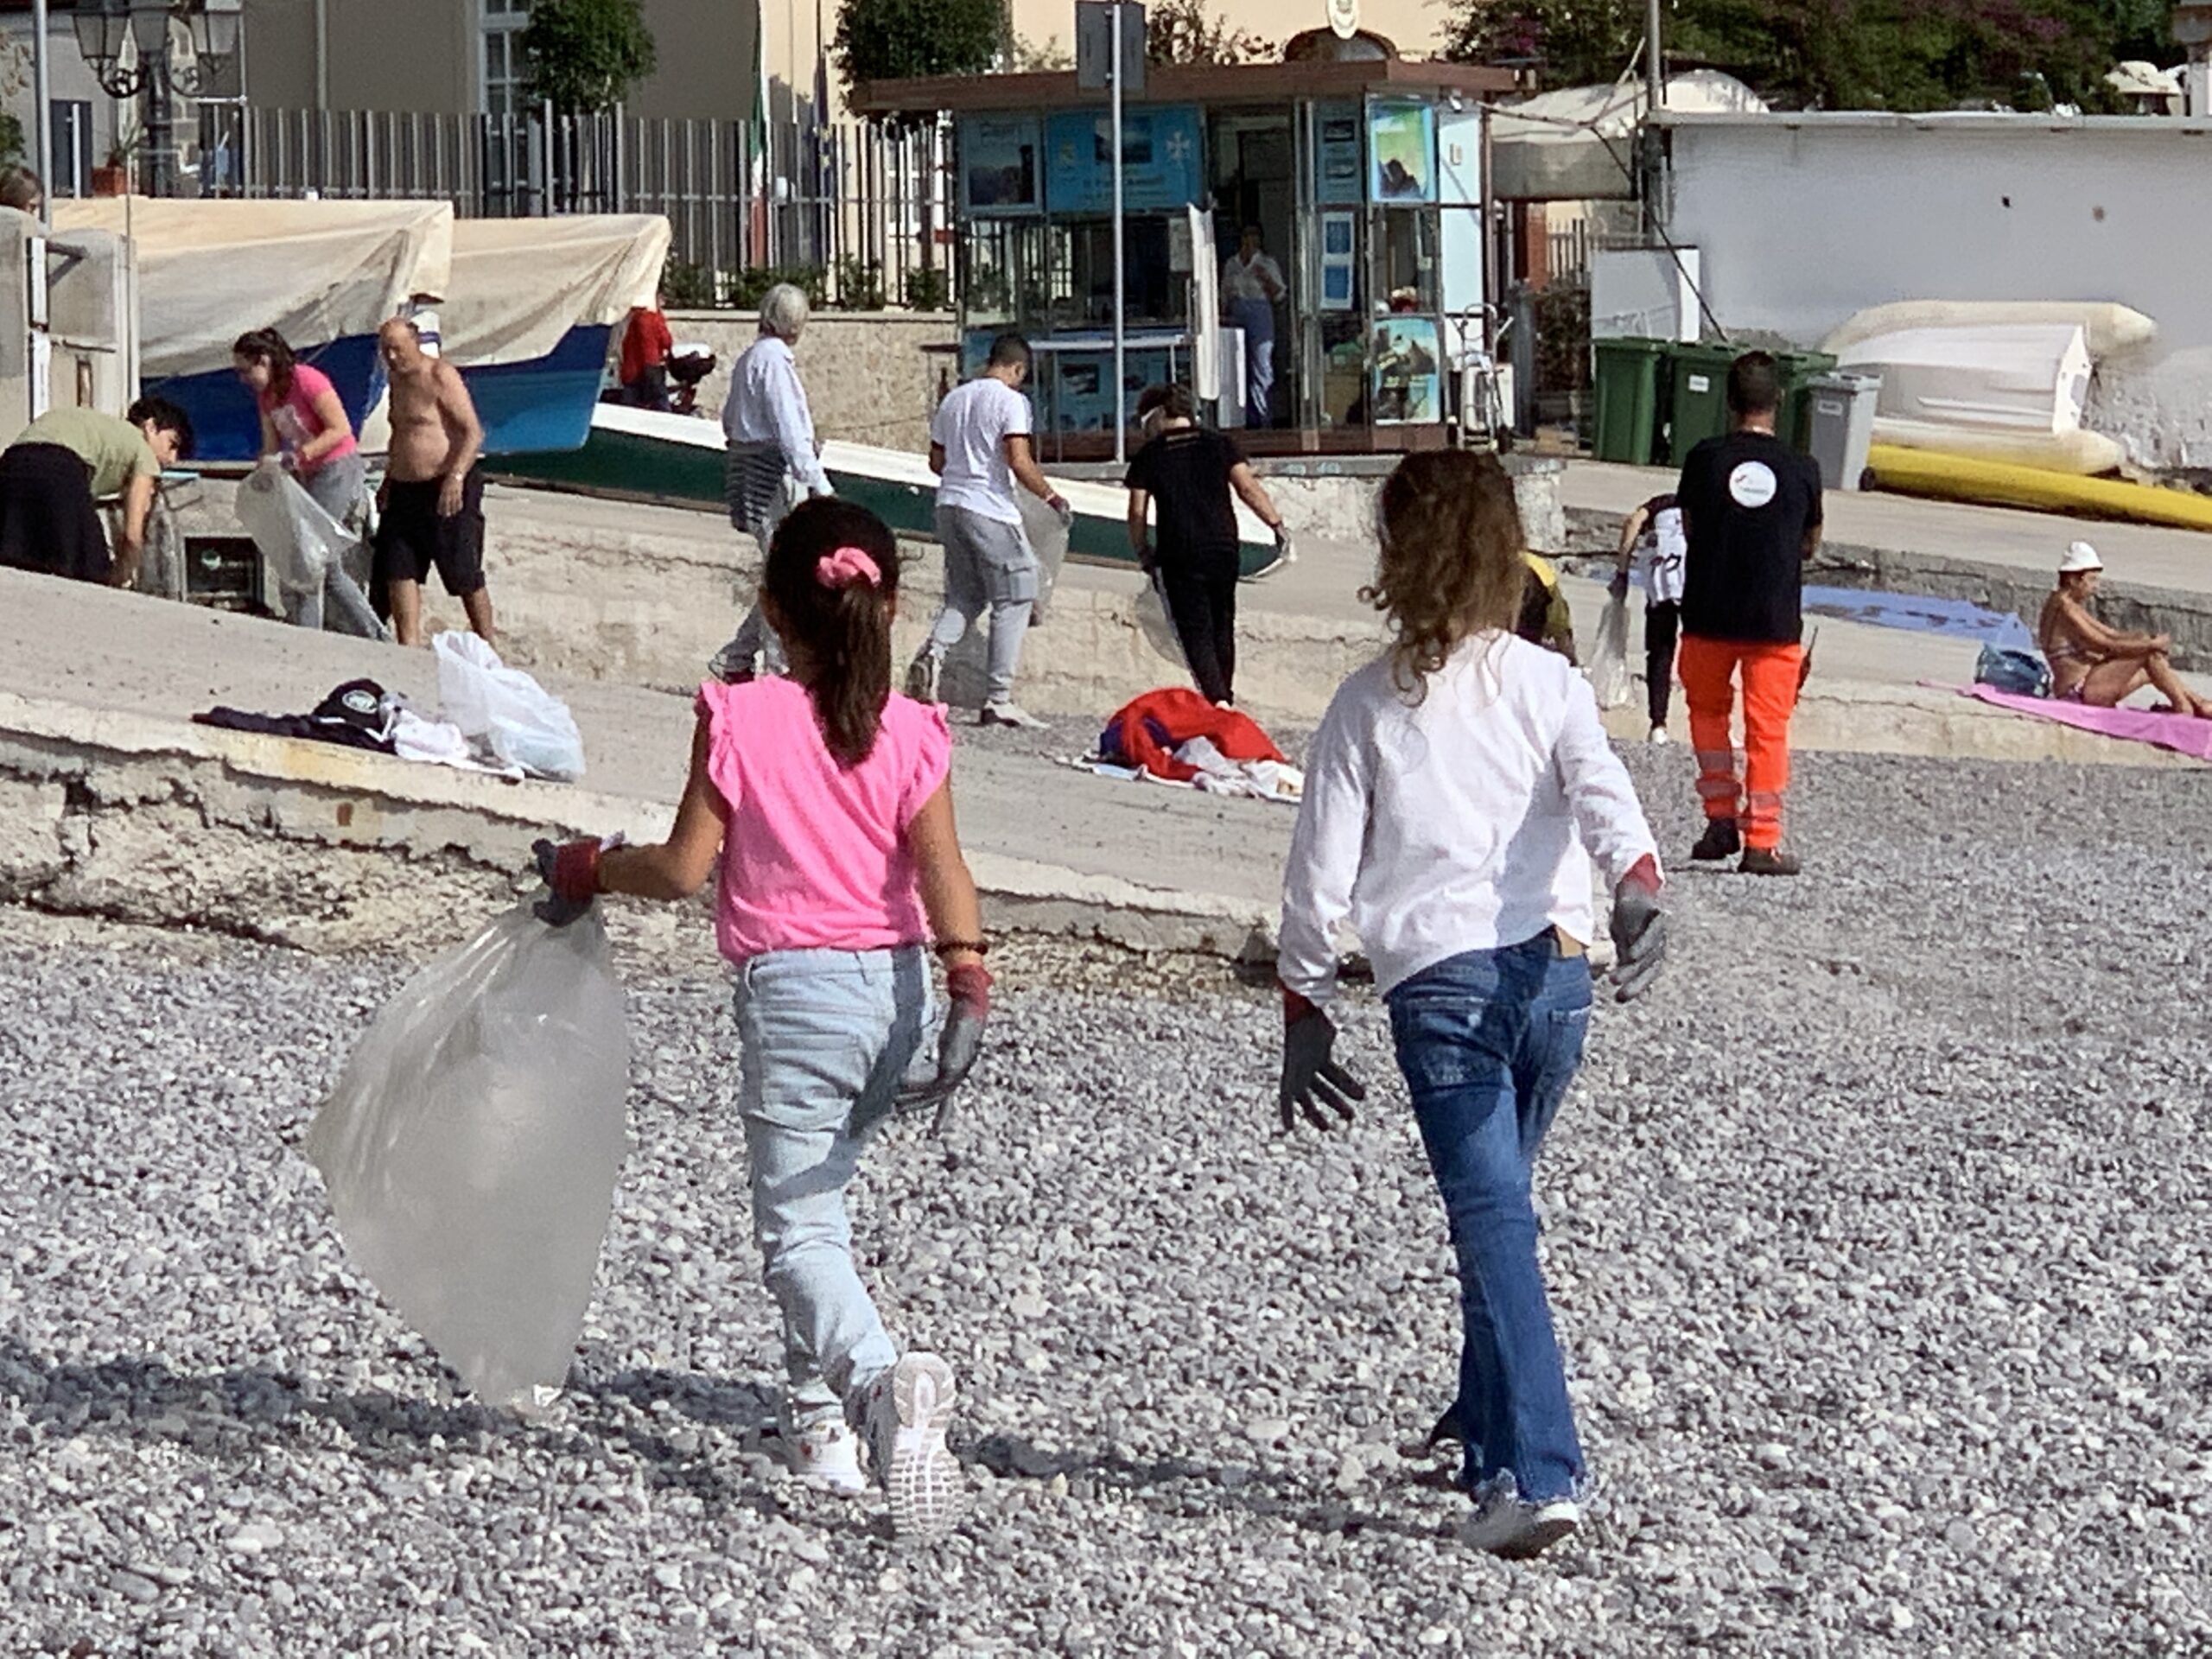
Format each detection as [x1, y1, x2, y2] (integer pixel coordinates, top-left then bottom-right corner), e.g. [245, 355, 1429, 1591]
[734, 946, 930, 1425]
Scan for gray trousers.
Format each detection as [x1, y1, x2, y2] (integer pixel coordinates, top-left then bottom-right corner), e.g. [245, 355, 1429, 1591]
[919, 504, 1038, 706]
[710, 472, 804, 680]
[279, 453, 385, 639]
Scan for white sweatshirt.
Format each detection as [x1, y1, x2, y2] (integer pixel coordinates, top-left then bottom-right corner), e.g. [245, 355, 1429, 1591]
[1279, 632, 1661, 1005]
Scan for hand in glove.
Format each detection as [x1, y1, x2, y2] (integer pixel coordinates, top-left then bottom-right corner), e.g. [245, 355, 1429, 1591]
[1278, 992, 1368, 1133]
[1607, 867, 1669, 1003]
[1609, 569, 1631, 601]
[1271, 524, 1296, 564]
[532, 836, 601, 928]
[1047, 493, 1075, 529]
[897, 961, 993, 1124]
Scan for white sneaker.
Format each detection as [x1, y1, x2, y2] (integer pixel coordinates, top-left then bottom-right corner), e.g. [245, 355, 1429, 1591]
[1647, 726, 1672, 746]
[905, 653, 942, 704]
[1460, 1475, 1580, 1560]
[785, 1417, 868, 1496]
[979, 701, 1046, 730]
[854, 1353, 964, 1538]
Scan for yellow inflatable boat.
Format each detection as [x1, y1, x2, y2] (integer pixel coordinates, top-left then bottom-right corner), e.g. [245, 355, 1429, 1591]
[1864, 444, 2212, 532]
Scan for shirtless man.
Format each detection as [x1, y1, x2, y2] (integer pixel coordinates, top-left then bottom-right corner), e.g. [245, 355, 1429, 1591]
[372, 317, 493, 646]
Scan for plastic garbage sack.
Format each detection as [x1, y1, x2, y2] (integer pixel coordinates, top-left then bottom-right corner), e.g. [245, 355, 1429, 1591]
[434, 631, 588, 780]
[1587, 590, 1635, 709]
[235, 460, 352, 594]
[1135, 570, 1189, 670]
[306, 903, 632, 1406]
[1016, 490, 1071, 623]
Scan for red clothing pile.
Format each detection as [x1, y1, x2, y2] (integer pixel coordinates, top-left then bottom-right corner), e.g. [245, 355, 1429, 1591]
[1098, 687, 1286, 783]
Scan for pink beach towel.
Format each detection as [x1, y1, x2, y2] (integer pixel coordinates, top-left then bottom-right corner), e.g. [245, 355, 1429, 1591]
[1959, 684, 2212, 763]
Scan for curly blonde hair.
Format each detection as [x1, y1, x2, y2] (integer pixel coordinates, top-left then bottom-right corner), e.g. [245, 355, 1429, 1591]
[1365, 449, 1528, 697]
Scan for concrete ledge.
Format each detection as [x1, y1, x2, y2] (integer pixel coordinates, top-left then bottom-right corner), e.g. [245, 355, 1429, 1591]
[0, 690, 1276, 958]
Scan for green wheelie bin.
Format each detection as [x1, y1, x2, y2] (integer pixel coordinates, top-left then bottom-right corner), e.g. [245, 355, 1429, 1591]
[1591, 337, 1669, 465]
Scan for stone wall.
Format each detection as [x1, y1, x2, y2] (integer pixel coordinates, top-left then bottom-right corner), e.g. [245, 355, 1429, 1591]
[667, 309, 956, 455]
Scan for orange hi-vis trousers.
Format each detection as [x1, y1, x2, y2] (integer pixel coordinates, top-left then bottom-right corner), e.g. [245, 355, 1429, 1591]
[1678, 635, 1804, 852]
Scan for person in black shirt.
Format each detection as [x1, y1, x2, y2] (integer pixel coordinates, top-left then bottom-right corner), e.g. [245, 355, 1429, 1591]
[1674, 350, 1823, 876]
[1124, 385, 1291, 705]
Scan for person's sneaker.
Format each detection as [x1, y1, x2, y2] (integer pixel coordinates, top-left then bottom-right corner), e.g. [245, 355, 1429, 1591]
[1689, 818, 1741, 861]
[1647, 726, 1672, 746]
[1460, 1475, 1580, 1560]
[854, 1353, 964, 1538]
[904, 653, 942, 705]
[784, 1417, 868, 1496]
[979, 701, 1046, 730]
[1738, 846, 1803, 877]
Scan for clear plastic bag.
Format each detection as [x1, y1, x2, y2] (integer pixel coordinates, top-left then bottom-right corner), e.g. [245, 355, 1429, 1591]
[235, 460, 353, 594]
[1135, 570, 1189, 670]
[306, 904, 632, 1406]
[1587, 590, 1635, 710]
[433, 631, 588, 781]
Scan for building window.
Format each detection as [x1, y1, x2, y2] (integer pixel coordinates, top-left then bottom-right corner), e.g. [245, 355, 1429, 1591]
[483, 0, 531, 119]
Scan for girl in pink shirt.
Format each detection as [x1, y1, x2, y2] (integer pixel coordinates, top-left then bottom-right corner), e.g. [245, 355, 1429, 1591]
[536, 498, 988, 1539]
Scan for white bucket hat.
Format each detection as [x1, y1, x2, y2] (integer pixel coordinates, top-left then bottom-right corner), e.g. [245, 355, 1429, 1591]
[2059, 540, 2103, 574]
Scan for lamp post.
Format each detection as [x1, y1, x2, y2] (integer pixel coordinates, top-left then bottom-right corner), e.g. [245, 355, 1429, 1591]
[70, 0, 244, 196]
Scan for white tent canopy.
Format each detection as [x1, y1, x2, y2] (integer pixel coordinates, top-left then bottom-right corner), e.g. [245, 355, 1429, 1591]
[440, 215, 672, 367]
[52, 197, 453, 379]
[1491, 70, 1766, 200]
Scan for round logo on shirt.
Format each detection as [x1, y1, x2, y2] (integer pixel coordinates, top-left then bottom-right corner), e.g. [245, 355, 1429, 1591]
[1728, 461, 1779, 509]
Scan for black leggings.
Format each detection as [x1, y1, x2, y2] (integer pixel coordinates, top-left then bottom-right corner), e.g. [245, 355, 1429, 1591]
[1161, 565, 1240, 706]
[1645, 600, 1681, 728]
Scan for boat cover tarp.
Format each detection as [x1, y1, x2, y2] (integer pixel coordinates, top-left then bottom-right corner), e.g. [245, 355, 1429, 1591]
[51, 197, 453, 378]
[442, 215, 672, 367]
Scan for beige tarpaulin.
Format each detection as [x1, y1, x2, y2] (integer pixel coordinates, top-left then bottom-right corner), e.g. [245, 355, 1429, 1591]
[51, 196, 453, 379]
[440, 215, 672, 367]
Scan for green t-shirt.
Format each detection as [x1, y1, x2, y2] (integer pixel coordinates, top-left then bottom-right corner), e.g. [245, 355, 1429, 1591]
[14, 407, 158, 499]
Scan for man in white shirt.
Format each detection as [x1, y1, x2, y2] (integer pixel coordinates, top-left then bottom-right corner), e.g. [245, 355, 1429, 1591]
[1221, 226, 1287, 430]
[906, 334, 1069, 728]
[710, 283, 835, 681]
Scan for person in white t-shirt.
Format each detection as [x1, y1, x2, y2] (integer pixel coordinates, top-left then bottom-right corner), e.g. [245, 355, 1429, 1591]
[906, 334, 1070, 728]
[1221, 226, 1286, 429]
[1276, 448, 1669, 1562]
[1611, 491, 1688, 743]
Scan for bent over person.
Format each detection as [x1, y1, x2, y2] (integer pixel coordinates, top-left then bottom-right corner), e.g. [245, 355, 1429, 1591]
[373, 317, 494, 647]
[0, 397, 193, 588]
[1675, 350, 1822, 876]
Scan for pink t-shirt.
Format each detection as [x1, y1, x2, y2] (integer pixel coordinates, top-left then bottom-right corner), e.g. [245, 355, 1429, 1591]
[258, 362, 359, 475]
[699, 678, 952, 963]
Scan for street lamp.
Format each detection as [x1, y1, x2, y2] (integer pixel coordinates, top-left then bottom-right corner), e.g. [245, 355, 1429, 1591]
[71, 0, 245, 192]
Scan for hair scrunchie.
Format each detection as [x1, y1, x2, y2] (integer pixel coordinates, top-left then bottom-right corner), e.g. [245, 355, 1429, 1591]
[816, 546, 882, 591]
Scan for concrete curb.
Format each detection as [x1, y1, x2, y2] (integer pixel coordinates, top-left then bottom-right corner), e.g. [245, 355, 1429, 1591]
[0, 691, 1274, 959]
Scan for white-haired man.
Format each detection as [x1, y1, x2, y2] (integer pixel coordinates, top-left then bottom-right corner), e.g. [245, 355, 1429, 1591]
[709, 283, 834, 682]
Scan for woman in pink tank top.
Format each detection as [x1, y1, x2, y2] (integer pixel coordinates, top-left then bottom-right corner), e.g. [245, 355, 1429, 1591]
[535, 498, 989, 1540]
[233, 327, 382, 638]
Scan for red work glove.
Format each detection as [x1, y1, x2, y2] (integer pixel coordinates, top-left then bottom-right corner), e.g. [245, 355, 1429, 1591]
[898, 960, 993, 1123]
[531, 836, 601, 927]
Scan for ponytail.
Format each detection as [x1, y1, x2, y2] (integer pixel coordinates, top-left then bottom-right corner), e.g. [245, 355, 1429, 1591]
[761, 499, 902, 767]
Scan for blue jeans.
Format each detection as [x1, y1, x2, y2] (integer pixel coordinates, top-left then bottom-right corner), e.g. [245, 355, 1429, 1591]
[734, 947, 930, 1425]
[1387, 934, 1592, 1502]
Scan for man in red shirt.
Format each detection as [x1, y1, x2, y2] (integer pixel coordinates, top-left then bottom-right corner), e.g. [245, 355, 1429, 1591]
[617, 293, 674, 410]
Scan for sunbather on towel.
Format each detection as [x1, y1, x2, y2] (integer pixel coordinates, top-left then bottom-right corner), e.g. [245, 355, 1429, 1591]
[2038, 542, 2212, 719]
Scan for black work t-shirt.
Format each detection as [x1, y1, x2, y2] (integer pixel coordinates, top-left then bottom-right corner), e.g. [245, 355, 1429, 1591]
[1675, 432, 1823, 645]
[1126, 427, 1245, 575]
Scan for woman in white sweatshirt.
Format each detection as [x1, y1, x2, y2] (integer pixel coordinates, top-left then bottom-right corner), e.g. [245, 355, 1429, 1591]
[1276, 448, 1669, 1560]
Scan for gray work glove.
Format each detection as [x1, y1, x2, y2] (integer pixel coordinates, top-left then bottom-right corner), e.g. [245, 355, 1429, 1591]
[897, 962, 992, 1132]
[1272, 524, 1296, 566]
[1607, 879, 1669, 1003]
[1279, 1004, 1367, 1133]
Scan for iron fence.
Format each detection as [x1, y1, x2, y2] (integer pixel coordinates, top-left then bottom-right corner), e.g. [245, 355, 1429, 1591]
[195, 103, 955, 311]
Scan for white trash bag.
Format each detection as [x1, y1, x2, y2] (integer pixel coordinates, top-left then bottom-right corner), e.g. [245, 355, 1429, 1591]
[306, 904, 632, 1406]
[235, 460, 353, 594]
[434, 631, 588, 781]
[1587, 589, 1635, 710]
[1016, 490, 1071, 622]
[1134, 570, 1189, 670]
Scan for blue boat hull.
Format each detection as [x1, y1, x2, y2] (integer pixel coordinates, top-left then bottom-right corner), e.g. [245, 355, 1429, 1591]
[150, 334, 383, 465]
[464, 324, 614, 456]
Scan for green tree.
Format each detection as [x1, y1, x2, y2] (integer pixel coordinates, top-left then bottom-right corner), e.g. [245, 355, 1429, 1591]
[1147, 0, 1274, 65]
[832, 0, 1002, 87]
[521, 0, 658, 112]
[1446, 0, 2173, 111]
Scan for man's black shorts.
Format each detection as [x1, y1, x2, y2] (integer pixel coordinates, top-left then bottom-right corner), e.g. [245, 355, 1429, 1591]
[373, 467, 486, 598]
